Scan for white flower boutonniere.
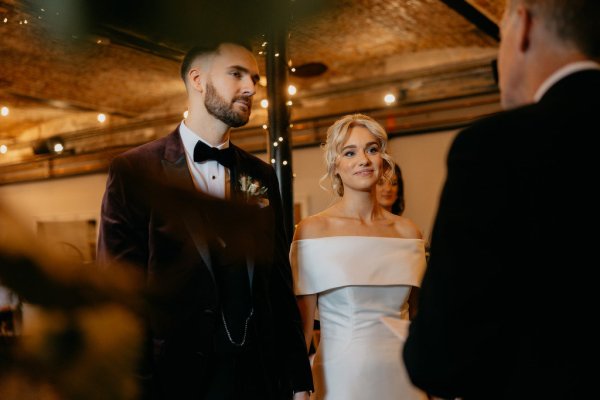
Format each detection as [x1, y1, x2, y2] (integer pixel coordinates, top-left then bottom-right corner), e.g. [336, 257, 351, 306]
[239, 175, 269, 208]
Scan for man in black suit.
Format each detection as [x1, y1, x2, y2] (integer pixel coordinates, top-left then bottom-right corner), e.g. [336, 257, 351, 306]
[98, 41, 312, 400]
[403, 1, 600, 399]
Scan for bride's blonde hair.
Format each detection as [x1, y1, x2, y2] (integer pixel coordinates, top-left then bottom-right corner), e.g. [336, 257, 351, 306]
[320, 114, 394, 197]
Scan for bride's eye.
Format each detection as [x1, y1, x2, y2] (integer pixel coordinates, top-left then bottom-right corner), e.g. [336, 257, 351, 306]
[367, 145, 380, 154]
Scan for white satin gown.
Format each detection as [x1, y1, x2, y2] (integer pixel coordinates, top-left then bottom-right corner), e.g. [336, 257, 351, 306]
[291, 236, 428, 400]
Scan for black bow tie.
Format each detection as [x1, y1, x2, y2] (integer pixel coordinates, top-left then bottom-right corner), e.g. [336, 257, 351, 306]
[193, 140, 234, 169]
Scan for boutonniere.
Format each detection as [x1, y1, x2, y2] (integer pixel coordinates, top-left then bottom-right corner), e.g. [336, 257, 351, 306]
[238, 175, 269, 208]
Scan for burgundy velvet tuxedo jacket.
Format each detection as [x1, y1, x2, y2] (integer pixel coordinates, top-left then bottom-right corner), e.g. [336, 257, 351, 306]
[97, 127, 312, 399]
[403, 69, 600, 399]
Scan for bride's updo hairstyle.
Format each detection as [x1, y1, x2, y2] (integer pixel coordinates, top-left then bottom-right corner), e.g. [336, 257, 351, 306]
[320, 114, 395, 197]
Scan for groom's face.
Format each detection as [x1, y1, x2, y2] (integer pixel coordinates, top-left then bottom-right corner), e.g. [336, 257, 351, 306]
[204, 43, 260, 128]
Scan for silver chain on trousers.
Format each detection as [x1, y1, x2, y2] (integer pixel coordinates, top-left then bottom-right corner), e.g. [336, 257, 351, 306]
[221, 308, 254, 347]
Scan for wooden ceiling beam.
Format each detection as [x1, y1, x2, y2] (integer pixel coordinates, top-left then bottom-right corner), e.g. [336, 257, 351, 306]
[439, 0, 500, 42]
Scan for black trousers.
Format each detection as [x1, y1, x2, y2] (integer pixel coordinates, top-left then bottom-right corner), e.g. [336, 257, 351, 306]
[204, 344, 268, 400]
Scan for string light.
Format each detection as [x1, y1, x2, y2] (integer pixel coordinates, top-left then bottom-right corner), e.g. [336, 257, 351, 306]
[286, 100, 293, 106]
[278, 137, 283, 142]
[282, 160, 288, 166]
[0, 145, 7, 154]
[183, 110, 189, 118]
[271, 159, 276, 164]
[287, 85, 297, 96]
[273, 142, 278, 147]
[384, 93, 396, 105]
[1, 106, 9, 117]
[260, 99, 269, 108]
[97, 113, 106, 123]
[262, 124, 268, 130]
[53, 143, 64, 153]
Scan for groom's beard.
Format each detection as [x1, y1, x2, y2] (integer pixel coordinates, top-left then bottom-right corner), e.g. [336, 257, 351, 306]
[205, 80, 252, 128]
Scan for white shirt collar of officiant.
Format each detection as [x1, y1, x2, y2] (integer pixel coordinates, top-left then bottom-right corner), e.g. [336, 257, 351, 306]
[534, 60, 600, 102]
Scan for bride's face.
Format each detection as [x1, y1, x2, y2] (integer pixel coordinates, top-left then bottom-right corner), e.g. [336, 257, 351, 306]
[335, 126, 383, 194]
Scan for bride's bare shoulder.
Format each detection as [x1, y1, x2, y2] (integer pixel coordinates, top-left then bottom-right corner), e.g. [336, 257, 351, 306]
[391, 214, 423, 239]
[293, 211, 333, 240]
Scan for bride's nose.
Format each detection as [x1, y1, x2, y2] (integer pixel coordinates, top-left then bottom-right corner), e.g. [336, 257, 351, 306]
[357, 150, 371, 166]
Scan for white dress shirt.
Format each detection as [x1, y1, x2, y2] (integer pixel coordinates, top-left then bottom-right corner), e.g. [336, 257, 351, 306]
[179, 120, 230, 199]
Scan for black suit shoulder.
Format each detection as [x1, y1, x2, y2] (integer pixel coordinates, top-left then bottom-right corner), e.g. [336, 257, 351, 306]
[113, 134, 173, 166]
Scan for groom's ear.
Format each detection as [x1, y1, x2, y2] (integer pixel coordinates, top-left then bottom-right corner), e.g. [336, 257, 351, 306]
[188, 66, 205, 94]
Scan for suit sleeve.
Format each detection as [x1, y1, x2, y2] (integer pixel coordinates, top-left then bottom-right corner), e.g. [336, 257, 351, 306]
[97, 156, 149, 271]
[265, 167, 314, 393]
[403, 126, 514, 397]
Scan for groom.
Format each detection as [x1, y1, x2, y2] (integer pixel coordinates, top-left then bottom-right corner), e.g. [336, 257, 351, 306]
[97, 41, 313, 400]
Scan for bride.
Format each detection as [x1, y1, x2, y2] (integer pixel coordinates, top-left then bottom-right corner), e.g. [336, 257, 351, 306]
[290, 114, 428, 400]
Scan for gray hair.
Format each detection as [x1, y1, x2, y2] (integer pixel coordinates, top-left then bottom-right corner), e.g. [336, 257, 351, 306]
[506, 0, 600, 57]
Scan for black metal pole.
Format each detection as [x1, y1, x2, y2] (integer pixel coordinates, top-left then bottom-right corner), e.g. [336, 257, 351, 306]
[266, 27, 293, 241]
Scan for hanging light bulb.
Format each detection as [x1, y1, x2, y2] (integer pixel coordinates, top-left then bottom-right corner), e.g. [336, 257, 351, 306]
[384, 93, 396, 105]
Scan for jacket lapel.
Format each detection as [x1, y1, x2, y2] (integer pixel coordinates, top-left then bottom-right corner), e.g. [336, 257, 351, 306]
[229, 143, 254, 288]
[160, 128, 215, 283]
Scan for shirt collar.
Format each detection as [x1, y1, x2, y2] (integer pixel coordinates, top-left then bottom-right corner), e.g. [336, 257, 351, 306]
[534, 61, 600, 102]
[179, 120, 230, 157]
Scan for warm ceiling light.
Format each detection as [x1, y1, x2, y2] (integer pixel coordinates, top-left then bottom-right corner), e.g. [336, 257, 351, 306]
[33, 136, 65, 155]
[97, 113, 106, 123]
[1, 106, 9, 116]
[384, 93, 396, 105]
[0, 145, 7, 154]
[287, 85, 297, 96]
[183, 110, 189, 119]
[260, 99, 269, 108]
[53, 143, 64, 153]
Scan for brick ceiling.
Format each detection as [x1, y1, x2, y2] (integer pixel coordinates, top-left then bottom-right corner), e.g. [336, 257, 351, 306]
[0, 0, 504, 165]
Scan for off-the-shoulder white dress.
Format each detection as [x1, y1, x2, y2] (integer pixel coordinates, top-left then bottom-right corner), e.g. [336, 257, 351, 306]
[290, 236, 428, 400]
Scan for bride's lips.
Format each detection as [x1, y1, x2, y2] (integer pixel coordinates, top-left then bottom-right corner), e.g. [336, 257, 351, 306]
[354, 169, 374, 176]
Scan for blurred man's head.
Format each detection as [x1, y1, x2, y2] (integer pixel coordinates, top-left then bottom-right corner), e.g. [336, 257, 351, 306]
[498, 0, 600, 109]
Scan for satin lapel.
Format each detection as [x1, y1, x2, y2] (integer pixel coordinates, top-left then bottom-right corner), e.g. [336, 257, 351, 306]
[161, 130, 215, 283]
[229, 144, 254, 288]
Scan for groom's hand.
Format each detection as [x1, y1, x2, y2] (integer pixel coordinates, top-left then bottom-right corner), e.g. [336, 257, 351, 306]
[293, 391, 310, 400]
